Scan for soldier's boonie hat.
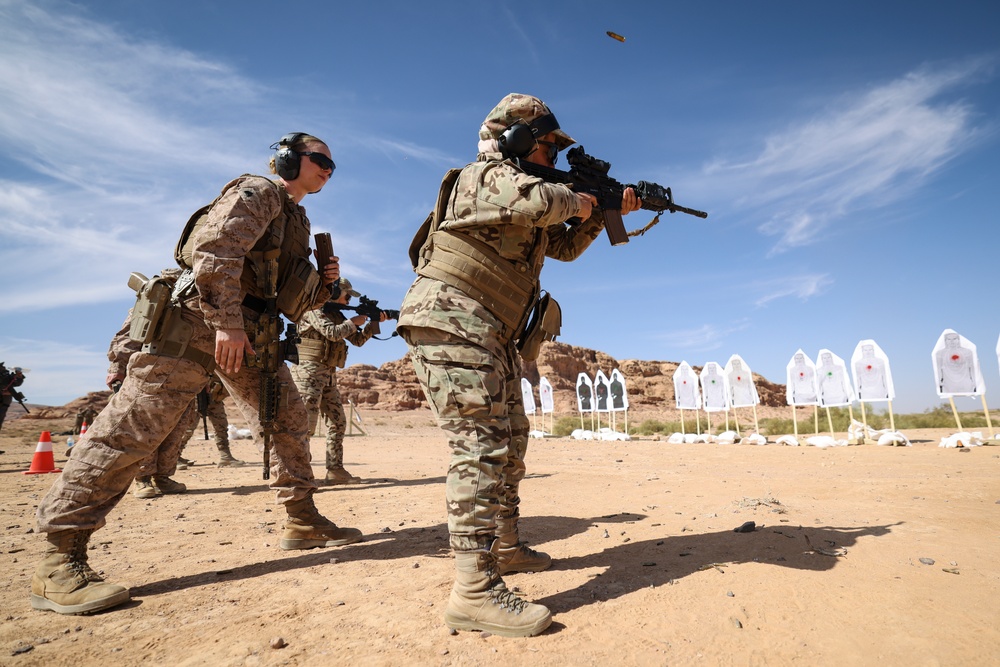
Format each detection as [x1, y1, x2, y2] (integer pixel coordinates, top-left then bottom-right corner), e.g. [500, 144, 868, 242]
[14, 367, 22, 373]
[338, 278, 361, 298]
[479, 93, 576, 150]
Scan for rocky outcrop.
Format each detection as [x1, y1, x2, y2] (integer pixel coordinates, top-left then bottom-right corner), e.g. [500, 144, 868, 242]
[337, 340, 787, 413]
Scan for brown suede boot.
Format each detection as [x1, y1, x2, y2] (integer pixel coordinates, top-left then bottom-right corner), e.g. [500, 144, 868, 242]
[280, 493, 363, 550]
[324, 466, 361, 485]
[30, 530, 130, 615]
[152, 476, 187, 494]
[216, 445, 249, 467]
[133, 476, 160, 499]
[496, 514, 552, 575]
[444, 540, 552, 637]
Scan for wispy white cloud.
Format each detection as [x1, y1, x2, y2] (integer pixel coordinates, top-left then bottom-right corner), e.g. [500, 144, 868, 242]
[752, 273, 832, 307]
[706, 59, 993, 254]
[0, 1, 445, 314]
[656, 319, 752, 354]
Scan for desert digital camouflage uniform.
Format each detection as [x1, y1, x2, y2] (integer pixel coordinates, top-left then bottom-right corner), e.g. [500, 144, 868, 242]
[37, 175, 331, 535]
[290, 302, 376, 477]
[398, 100, 605, 553]
[179, 375, 246, 466]
[102, 309, 194, 489]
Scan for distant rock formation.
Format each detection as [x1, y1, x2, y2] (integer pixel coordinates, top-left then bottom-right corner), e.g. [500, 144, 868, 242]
[337, 340, 787, 413]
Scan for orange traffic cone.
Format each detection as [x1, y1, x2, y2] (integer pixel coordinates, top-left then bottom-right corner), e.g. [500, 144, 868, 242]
[80, 421, 89, 437]
[24, 431, 62, 475]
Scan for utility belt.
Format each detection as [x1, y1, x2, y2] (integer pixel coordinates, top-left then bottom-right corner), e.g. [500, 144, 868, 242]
[416, 231, 560, 360]
[126, 271, 215, 373]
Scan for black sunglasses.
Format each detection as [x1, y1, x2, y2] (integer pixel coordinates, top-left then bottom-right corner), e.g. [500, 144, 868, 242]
[536, 140, 559, 166]
[300, 151, 336, 172]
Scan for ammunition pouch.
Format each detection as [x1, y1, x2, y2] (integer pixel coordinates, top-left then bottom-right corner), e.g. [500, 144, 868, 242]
[275, 255, 323, 323]
[517, 292, 561, 362]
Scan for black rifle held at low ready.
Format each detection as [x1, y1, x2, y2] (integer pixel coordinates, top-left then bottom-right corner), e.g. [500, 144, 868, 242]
[324, 296, 399, 338]
[516, 145, 707, 246]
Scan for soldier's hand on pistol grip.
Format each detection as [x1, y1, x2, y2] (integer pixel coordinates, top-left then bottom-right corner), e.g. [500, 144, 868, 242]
[575, 192, 596, 220]
[350, 314, 368, 327]
[216, 328, 255, 374]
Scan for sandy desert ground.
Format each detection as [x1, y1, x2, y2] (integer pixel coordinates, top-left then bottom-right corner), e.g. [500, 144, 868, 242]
[1, 409, 998, 666]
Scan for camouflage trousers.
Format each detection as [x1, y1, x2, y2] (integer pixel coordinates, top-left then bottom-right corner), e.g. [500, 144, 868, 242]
[403, 326, 529, 552]
[136, 401, 199, 477]
[290, 361, 347, 469]
[37, 303, 318, 534]
[181, 395, 230, 452]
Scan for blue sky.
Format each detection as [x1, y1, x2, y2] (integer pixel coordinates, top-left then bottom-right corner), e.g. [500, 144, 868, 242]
[1, 0, 998, 414]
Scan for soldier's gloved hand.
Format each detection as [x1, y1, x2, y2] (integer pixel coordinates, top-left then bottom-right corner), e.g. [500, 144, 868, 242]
[215, 329, 255, 374]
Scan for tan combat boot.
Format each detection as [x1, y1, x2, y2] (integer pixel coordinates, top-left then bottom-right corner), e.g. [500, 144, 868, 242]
[216, 445, 249, 467]
[496, 514, 552, 575]
[324, 465, 361, 485]
[30, 529, 130, 615]
[133, 476, 160, 499]
[280, 493, 363, 550]
[152, 476, 187, 494]
[444, 541, 552, 637]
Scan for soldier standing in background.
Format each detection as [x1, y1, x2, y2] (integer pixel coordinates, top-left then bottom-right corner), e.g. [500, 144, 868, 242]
[73, 408, 98, 435]
[291, 277, 382, 485]
[0, 363, 26, 431]
[30, 132, 361, 616]
[398, 93, 640, 637]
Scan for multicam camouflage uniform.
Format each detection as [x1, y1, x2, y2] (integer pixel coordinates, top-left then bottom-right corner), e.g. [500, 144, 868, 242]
[37, 175, 331, 534]
[398, 95, 606, 552]
[290, 297, 376, 478]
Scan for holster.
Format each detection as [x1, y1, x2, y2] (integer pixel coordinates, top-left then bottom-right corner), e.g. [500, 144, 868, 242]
[517, 292, 561, 362]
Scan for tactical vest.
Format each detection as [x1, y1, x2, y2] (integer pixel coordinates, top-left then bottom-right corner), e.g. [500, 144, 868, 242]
[409, 164, 548, 345]
[297, 310, 349, 369]
[174, 175, 322, 323]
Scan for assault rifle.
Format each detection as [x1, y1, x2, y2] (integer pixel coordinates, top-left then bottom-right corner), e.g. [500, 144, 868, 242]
[516, 145, 708, 246]
[323, 296, 400, 338]
[10, 388, 29, 415]
[247, 250, 300, 480]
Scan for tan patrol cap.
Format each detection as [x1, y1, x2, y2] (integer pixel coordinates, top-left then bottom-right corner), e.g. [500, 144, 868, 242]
[338, 278, 360, 298]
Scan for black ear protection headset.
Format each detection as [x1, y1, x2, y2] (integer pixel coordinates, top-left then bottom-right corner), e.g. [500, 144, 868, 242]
[497, 113, 562, 161]
[270, 132, 308, 180]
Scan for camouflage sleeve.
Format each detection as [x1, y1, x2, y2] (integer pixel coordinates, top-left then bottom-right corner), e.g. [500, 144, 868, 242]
[191, 176, 283, 331]
[106, 310, 140, 376]
[446, 162, 582, 232]
[300, 308, 358, 343]
[346, 321, 377, 347]
[544, 207, 607, 261]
